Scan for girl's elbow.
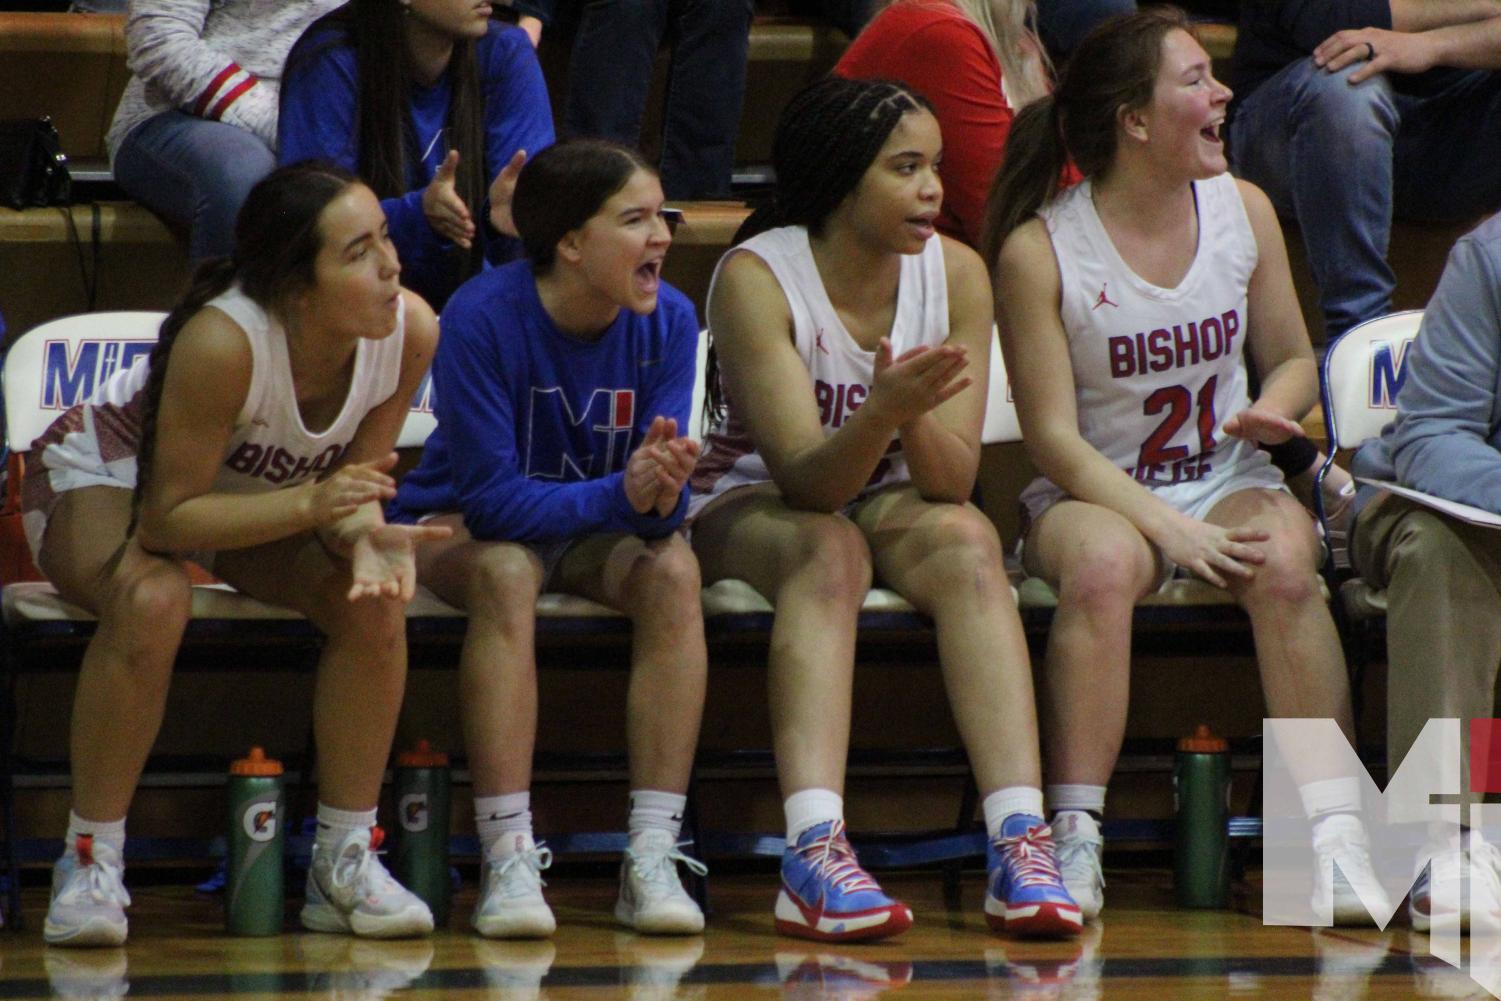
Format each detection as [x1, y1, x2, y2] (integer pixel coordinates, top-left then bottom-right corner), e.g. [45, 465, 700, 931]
[132, 513, 172, 554]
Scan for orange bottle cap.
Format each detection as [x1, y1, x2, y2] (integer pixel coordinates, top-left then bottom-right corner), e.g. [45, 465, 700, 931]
[230, 746, 284, 776]
[396, 739, 449, 768]
[1177, 724, 1228, 754]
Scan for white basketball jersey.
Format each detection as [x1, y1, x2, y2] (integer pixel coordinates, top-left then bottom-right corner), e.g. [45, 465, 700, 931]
[34, 285, 405, 496]
[690, 225, 950, 512]
[1023, 172, 1263, 512]
[208, 286, 405, 492]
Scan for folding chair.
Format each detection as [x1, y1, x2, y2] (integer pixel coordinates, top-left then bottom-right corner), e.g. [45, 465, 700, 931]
[1313, 309, 1423, 723]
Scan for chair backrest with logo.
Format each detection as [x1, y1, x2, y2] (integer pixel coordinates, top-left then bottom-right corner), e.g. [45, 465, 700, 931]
[1321, 309, 1424, 452]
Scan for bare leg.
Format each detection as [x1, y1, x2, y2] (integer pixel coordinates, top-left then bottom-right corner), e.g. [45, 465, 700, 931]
[1024, 500, 1160, 789]
[214, 532, 408, 811]
[411, 515, 545, 799]
[557, 532, 707, 793]
[38, 487, 192, 822]
[1205, 488, 1355, 757]
[690, 486, 871, 798]
[852, 487, 1040, 792]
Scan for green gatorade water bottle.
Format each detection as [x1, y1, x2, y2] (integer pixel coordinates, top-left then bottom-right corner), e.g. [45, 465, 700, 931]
[392, 740, 451, 926]
[1174, 724, 1232, 908]
[226, 746, 285, 935]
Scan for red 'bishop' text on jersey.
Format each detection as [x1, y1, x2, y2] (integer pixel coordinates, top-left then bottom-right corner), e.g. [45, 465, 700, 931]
[815, 379, 867, 428]
[1107, 309, 1240, 379]
[224, 441, 346, 485]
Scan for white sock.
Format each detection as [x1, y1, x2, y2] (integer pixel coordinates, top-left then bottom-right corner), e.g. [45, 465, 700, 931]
[784, 788, 843, 845]
[1299, 777, 1362, 822]
[315, 803, 377, 854]
[476, 792, 534, 858]
[628, 789, 687, 846]
[66, 810, 125, 856]
[1047, 783, 1106, 817]
[982, 786, 1045, 839]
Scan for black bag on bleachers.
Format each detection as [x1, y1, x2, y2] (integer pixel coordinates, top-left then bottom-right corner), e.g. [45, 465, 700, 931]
[0, 117, 71, 209]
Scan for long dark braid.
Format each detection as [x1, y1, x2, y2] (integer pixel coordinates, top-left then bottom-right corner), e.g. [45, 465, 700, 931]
[706, 75, 934, 423]
[130, 161, 359, 534]
[129, 259, 238, 533]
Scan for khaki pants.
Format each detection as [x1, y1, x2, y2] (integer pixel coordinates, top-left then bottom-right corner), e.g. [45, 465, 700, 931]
[1353, 493, 1501, 802]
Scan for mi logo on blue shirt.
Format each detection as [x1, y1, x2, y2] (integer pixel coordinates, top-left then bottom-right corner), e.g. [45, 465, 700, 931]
[526, 387, 636, 480]
[41, 339, 153, 410]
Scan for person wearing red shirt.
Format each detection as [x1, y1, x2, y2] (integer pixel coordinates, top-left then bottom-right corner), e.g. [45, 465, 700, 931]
[836, 0, 1074, 249]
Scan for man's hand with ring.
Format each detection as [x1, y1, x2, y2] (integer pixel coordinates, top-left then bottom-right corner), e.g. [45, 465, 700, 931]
[1313, 26, 1440, 83]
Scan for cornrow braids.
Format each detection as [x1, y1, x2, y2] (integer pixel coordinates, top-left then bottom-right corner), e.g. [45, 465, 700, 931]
[737, 75, 935, 245]
[709, 75, 934, 422]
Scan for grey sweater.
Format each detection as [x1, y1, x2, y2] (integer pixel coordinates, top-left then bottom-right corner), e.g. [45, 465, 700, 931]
[106, 0, 341, 161]
[1352, 212, 1501, 515]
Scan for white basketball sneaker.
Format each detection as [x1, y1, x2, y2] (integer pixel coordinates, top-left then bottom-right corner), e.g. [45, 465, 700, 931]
[473, 837, 556, 939]
[301, 826, 434, 938]
[1311, 815, 1391, 927]
[44, 836, 130, 948]
[614, 830, 707, 935]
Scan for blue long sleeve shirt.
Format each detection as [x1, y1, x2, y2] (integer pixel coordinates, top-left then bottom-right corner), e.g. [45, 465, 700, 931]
[277, 21, 554, 308]
[1352, 213, 1501, 515]
[391, 261, 700, 542]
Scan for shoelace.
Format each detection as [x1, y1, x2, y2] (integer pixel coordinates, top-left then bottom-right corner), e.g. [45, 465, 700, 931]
[995, 825, 1066, 889]
[60, 837, 131, 907]
[490, 843, 554, 896]
[1055, 835, 1106, 888]
[796, 821, 880, 895]
[628, 839, 708, 896]
[331, 827, 400, 897]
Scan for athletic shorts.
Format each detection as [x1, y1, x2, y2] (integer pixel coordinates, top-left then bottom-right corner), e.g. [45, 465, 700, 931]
[386, 507, 575, 586]
[1017, 449, 1290, 588]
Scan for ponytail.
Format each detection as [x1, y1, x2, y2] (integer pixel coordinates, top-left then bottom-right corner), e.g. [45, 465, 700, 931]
[978, 7, 1192, 273]
[979, 96, 1069, 265]
[130, 258, 239, 531]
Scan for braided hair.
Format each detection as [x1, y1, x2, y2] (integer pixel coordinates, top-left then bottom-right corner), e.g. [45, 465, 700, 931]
[736, 75, 935, 244]
[132, 161, 360, 532]
[707, 75, 935, 421]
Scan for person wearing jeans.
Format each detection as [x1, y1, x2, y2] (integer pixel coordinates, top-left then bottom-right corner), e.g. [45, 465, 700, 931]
[106, 0, 341, 262]
[1227, 0, 1501, 344]
[517, 0, 754, 199]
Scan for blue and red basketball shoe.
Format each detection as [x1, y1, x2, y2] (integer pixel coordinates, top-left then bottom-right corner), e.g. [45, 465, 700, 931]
[774, 820, 913, 942]
[984, 814, 1083, 937]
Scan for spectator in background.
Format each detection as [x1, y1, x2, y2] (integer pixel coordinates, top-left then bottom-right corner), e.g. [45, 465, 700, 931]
[1035, 0, 1136, 59]
[511, 0, 754, 200]
[1229, 0, 1501, 344]
[1225, 0, 1501, 555]
[836, 0, 1071, 250]
[1351, 215, 1501, 932]
[106, 0, 342, 262]
[280, 0, 555, 311]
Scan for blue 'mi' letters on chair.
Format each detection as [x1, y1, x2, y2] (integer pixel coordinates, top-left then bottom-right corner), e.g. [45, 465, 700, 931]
[1369, 339, 1411, 410]
[41, 339, 153, 410]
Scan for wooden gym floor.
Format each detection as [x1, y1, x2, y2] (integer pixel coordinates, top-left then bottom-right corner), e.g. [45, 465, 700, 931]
[0, 864, 1471, 1000]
